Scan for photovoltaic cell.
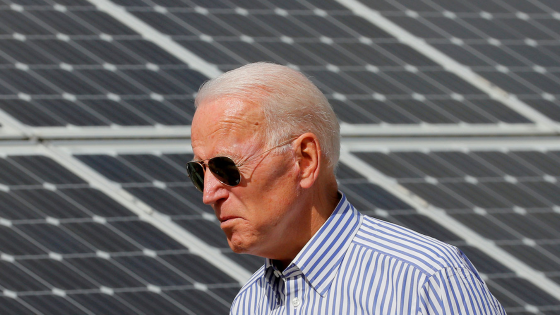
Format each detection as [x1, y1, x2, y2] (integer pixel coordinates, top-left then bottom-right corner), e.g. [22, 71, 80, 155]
[500, 245, 560, 272]
[19, 259, 99, 290]
[442, 182, 511, 208]
[17, 224, 94, 254]
[450, 213, 519, 240]
[401, 182, 472, 209]
[67, 294, 141, 315]
[113, 255, 193, 286]
[431, 151, 502, 178]
[127, 187, 202, 216]
[174, 218, 230, 248]
[115, 291, 191, 315]
[159, 253, 236, 284]
[493, 278, 559, 307]
[166, 289, 231, 314]
[0, 261, 50, 292]
[65, 257, 145, 288]
[63, 222, 141, 253]
[21, 295, 91, 315]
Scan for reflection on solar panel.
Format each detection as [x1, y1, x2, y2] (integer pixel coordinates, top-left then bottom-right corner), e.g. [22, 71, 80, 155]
[350, 144, 560, 314]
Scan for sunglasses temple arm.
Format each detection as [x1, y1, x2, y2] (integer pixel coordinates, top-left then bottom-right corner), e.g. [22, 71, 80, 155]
[237, 136, 298, 167]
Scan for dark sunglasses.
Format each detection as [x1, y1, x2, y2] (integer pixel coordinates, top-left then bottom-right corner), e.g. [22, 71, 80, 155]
[186, 137, 298, 192]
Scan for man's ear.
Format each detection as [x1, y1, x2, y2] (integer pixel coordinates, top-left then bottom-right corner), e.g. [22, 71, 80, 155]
[295, 133, 321, 189]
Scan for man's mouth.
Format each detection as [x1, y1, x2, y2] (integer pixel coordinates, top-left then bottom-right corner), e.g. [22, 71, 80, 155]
[219, 216, 240, 223]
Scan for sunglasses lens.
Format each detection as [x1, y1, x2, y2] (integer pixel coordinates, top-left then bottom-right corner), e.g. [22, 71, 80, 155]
[208, 156, 241, 186]
[186, 162, 205, 192]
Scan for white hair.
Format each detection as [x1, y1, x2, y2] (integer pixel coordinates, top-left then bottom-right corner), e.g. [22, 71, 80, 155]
[195, 62, 340, 169]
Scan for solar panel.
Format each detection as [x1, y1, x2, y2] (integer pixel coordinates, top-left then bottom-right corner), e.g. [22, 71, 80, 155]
[0, 5, 205, 136]
[38, 0, 533, 130]
[0, 147, 243, 313]
[348, 140, 560, 313]
[356, 0, 560, 123]
[21, 139, 547, 313]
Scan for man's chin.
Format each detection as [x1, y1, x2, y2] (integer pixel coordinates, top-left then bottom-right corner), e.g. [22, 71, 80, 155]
[227, 237, 256, 255]
[228, 244, 250, 254]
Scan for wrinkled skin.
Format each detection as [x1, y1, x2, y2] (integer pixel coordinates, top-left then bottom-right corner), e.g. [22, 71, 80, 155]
[191, 98, 307, 261]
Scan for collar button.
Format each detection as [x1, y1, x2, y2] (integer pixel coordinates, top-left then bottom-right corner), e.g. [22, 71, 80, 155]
[292, 297, 301, 307]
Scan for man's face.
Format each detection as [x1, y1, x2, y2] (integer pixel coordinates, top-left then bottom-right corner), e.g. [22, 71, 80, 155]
[190, 98, 303, 259]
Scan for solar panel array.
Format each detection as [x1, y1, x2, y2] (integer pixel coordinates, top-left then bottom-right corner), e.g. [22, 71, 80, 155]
[0, 0, 559, 314]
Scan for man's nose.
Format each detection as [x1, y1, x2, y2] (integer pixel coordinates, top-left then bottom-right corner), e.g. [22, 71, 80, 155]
[202, 168, 228, 205]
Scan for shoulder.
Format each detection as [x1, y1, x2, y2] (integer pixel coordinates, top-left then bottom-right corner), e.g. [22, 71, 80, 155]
[230, 265, 266, 313]
[353, 216, 469, 276]
[350, 216, 507, 313]
[418, 266, 507, 314]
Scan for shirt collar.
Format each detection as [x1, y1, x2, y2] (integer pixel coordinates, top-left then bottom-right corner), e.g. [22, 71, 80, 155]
[265, 192, 363, 296]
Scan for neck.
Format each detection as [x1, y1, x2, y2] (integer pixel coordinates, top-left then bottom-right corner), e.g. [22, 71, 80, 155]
[275, 176, 340, 271]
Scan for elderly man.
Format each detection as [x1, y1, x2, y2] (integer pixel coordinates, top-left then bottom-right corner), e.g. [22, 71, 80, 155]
[187, 62, 505, 314]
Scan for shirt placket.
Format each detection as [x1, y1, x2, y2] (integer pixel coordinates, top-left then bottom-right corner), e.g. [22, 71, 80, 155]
[284, 275, 303, 315]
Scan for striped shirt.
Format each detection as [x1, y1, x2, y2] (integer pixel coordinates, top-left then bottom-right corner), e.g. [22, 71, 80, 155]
[230, 193, 506, 315]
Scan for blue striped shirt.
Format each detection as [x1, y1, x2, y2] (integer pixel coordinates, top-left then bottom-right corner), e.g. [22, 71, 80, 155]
[230, 193, 506, 314]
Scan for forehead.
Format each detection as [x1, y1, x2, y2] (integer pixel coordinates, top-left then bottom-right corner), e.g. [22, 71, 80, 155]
[191, 98, 266, 159]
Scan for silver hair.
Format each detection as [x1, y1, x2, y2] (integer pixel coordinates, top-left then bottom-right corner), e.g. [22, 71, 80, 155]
[194, 62, 340, 169]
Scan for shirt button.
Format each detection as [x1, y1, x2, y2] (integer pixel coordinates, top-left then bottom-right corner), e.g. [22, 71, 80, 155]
[292, 297, 301, 307]
[274, 270, 282, 278]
